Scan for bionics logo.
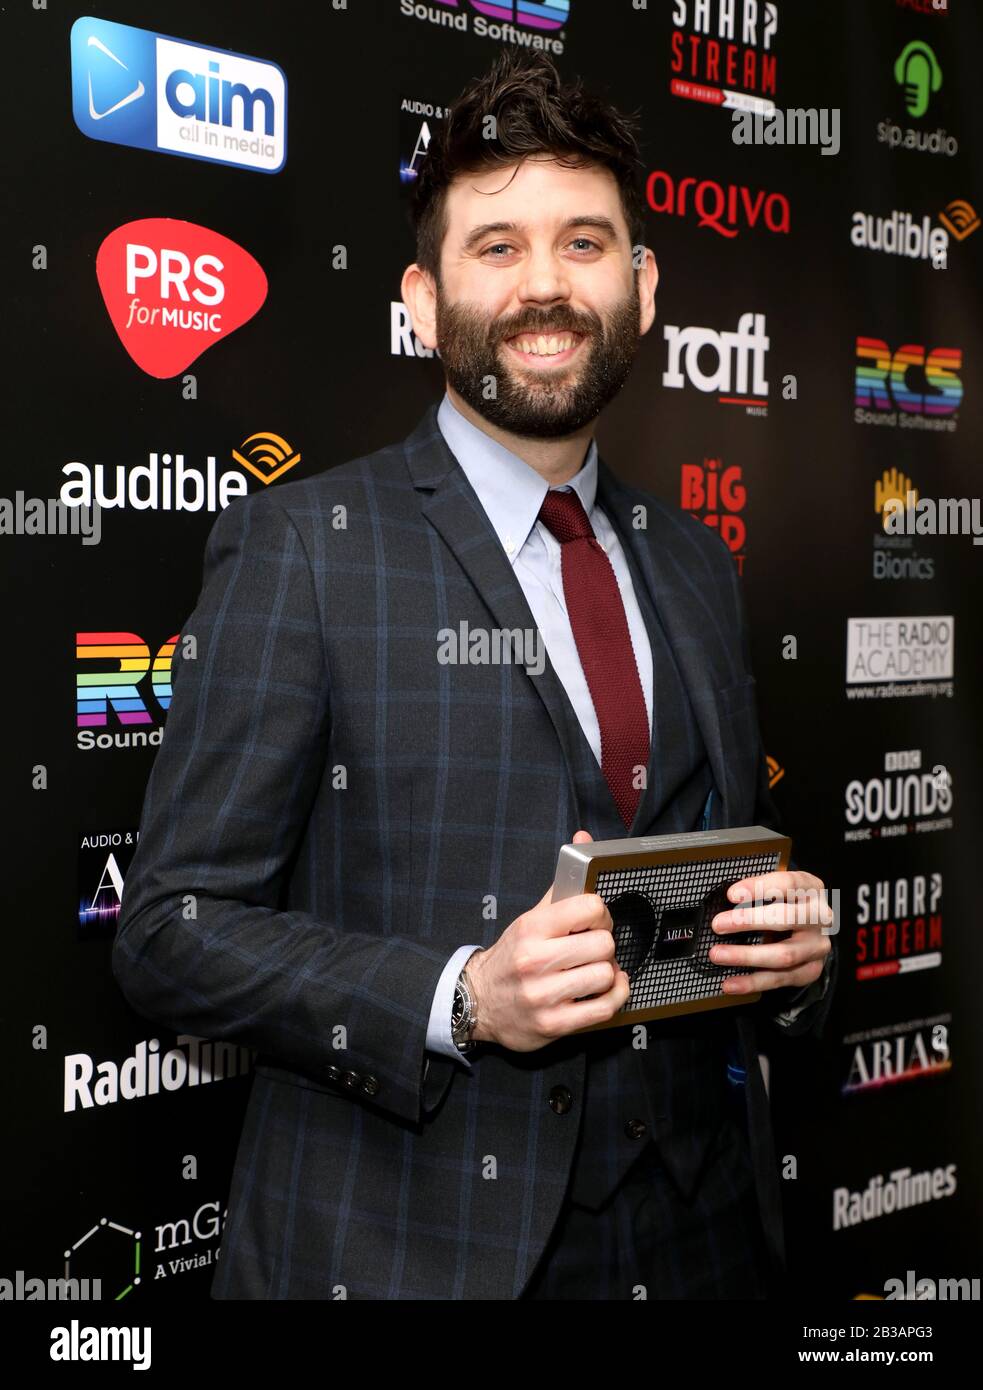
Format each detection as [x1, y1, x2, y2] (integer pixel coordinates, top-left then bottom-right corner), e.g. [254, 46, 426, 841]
[663, 312, 769, 411]
[95, 219, 268, 378]
[70, 16, 286, 172]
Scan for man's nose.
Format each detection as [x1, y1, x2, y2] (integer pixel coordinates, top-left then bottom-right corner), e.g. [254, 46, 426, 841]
[515, 246, 571, 305]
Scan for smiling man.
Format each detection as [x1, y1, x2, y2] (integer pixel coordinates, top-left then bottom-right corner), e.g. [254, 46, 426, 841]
[113, 49, 836, 1301]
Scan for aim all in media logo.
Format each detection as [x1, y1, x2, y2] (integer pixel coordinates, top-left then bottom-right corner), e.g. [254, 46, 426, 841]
[70, 16, 286, 172]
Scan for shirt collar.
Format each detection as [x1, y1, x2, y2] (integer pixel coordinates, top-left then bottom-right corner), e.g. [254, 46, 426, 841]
[436, 391, 598, 564]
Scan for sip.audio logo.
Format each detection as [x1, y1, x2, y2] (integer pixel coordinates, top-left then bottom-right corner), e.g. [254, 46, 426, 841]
[70, 16, 286, 172]
[95, 219, 268, 378]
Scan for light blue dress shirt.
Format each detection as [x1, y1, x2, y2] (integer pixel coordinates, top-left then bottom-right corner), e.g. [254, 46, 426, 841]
[423, 392, 829, 1073]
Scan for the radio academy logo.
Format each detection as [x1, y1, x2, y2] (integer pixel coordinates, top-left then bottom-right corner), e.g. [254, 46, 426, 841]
[70, 16, 287, 173]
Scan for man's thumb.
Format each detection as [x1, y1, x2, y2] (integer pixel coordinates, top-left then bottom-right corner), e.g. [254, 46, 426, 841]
[538, 829, 594, 907]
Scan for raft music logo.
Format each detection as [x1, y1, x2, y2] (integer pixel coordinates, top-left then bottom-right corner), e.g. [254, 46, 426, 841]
[680, 456, 747, 574]
[646, 169, 790, 239]
[400, 0, 569, 54]
[842, 1014, 951, 1094]
[871, 469, 935, 583]
[76, 631, 177, 751]
[670, 0, 778, 116]
[70, 16, 286, 172]
[854, 871, 943, 981]
[95, 218, 268, 379]
[663, 312, 769, 414]
[854, 336, 962, 431]
[844, 748, 953, 843]
[78, 828, 141, 936]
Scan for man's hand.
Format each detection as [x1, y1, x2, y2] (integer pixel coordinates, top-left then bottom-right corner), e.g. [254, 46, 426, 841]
[709, 870, 834, 996]
[466, 831, 630, 1051]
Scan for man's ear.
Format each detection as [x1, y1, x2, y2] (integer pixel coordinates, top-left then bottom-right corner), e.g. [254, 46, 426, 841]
[637, 247, 659, 337]
[401, 263, 438, 351]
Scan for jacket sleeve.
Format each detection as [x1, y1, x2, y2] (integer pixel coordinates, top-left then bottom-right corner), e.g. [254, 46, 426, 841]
[720, 534, 837, 1042]
[112, 491, 456, 1125]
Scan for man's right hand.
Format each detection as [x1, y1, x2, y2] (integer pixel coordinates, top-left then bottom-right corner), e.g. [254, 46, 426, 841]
[466, 831, 630, 1052]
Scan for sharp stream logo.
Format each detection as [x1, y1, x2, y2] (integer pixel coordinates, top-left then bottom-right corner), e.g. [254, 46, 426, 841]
[70, 16, 287, 172]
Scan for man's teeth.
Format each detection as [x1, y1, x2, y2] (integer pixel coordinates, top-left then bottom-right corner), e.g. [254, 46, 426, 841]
[511, 334, 577, 356]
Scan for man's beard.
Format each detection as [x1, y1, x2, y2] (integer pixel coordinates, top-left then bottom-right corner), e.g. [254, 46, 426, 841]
[434, 284, 642, 439]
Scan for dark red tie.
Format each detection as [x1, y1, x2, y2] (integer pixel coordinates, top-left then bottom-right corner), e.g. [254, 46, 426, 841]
[537, 488, 650, 829]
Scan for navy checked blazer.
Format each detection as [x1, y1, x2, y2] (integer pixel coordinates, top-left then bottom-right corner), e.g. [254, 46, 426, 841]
[112, 402, 837, 1300]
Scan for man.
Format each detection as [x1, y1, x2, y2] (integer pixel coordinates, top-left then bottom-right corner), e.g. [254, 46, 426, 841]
[113, 49, 835, 1300]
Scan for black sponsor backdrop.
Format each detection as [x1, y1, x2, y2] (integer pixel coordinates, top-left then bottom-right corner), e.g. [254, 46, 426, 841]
[4, 0, 981, 1302]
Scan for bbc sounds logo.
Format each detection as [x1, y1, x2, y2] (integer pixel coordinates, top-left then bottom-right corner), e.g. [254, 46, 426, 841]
[95, 219, 267, 378]
[70, 16, 287, 172]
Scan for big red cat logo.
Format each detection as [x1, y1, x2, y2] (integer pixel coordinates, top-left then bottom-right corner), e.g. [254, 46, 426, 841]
[95, 218, 268, 378]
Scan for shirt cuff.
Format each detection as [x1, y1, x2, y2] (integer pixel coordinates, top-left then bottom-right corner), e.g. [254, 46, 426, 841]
[424, 944, 484, 1074]
[771, 950, 833, 1027]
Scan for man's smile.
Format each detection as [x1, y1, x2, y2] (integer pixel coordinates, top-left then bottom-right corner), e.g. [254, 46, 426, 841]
[502, 329, 587, 368]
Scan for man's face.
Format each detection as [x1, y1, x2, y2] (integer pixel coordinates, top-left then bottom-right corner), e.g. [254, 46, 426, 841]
[431, 157, 653, 439]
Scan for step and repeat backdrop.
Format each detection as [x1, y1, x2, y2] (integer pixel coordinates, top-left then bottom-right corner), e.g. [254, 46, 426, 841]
[6, 0, 982, 1303]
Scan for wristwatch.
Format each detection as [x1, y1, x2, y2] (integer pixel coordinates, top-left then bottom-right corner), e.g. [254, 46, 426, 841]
[451, 961, 479, 1053]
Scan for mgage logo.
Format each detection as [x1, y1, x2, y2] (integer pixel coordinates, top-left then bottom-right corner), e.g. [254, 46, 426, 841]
[70, 16, 286, 172]
[855, 338, 962, 416]
[96, 219, 268, 378]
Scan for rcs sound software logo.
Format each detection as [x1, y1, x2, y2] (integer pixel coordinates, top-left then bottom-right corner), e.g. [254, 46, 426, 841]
[854, 337, 962, 432]
[70, 16, 286, 172]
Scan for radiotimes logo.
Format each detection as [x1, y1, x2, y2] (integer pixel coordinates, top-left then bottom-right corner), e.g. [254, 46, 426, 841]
[95, 219, 267, 379]
[663, 312, 769, 414]
[854, 871, 942, 980]
[64, 1037, 255, 1112]
[78, 828, 140, 937]
[844, 748, 952, 842]
[681, 457, 747, 574]
[646, 170, 789, 239]
[842, 1015, 951, 1094]
[872, 469, 935, 583]
[669, 0, 778, 115]
[833, 1163, 957, 1230]
[854, 336, 962, 432]
[76, 631, 177, 751]
[70, 16, 286, 172]
[400, 0, 568, 53]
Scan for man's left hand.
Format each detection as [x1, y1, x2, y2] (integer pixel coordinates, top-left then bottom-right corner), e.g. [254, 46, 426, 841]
[709, 870, 833, 995]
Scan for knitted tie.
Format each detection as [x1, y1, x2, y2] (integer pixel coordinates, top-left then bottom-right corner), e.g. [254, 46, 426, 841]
[538, 488, 650, 829]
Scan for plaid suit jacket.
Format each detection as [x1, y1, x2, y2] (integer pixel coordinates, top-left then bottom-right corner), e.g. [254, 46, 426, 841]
[113, 402, 836, 1299]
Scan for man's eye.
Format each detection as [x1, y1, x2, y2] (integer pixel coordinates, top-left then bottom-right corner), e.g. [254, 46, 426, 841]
[482, 243, 514, 258]
[569, 237, 601, 253]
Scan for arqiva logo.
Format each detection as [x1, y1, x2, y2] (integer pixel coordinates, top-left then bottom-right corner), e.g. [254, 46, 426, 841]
[95, 218, 267, 378]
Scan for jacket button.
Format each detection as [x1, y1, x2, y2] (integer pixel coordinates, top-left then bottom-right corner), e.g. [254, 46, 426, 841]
[549, 1085, 573, 1115]
[342, 1070, 360, 1090]
[625, 1118, 647, 1140]
[326, 1065, 342, 1084]
[361, 1075, 379, 1097]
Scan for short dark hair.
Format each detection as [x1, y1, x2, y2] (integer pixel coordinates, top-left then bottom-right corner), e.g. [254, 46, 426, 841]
[410, 49, 647, 284]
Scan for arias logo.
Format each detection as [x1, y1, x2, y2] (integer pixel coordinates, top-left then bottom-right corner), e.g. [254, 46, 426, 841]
[854, 872, 942, 980]
[680, 457, 747, 574]
[670, 0, 778, 115]
[842, 1016, 951, 1094]
[78, 827, 140, 937]
[95, 219, 268, 378]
